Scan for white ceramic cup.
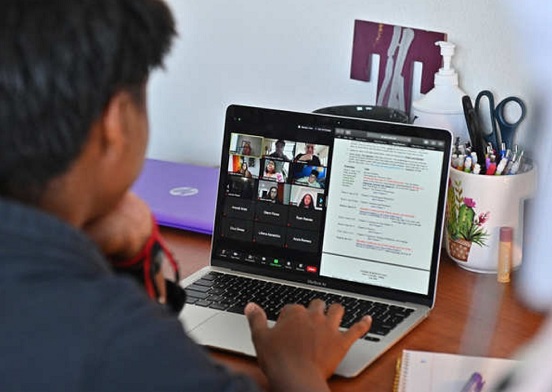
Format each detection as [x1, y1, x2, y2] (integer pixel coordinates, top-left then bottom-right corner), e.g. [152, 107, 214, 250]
[444, 165, 536, 273]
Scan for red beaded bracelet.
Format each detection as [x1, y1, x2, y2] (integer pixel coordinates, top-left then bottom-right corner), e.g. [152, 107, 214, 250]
[111, 216, 179, 300]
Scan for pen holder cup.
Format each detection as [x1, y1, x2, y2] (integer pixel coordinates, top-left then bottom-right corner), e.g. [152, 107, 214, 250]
[444, 166, 536, 273]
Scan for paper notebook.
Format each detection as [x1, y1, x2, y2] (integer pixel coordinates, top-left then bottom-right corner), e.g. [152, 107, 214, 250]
[394, 350, 519, 392]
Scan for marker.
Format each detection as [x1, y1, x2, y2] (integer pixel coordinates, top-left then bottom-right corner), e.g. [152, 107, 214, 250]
[464, 156, 472, 173]
[451, 153, 458, 168]
[470, 151, 478, 166]
[456, 155, 466, 171]
[495, 158, 508, 175]
[486, 162, 497, 175]
[460, 372, 485, 392]
[454, 137, 461, 154]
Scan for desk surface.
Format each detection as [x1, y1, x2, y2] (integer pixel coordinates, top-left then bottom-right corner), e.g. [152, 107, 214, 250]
[161, 227, 545, 391]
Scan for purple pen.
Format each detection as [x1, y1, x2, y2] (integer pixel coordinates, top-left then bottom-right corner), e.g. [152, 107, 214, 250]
[460, 372, 485, 392]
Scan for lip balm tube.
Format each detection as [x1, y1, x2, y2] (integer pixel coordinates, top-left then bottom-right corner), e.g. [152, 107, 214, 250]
[497, 227, 513, 283]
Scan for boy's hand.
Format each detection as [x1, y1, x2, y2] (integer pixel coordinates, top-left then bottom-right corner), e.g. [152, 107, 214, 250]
[83, 192, 167, 304]
[84, 192, 152, 260]
[245, 299, 372, 392]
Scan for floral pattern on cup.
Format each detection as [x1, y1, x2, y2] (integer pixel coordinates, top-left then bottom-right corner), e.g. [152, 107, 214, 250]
[446, 179, 491, 261]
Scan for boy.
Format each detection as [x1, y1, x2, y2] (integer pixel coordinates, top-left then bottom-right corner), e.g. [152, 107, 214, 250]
[0, 1, 371, 390]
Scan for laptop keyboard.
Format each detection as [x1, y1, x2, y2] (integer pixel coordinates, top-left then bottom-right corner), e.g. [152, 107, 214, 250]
[184, 272, 414, 340]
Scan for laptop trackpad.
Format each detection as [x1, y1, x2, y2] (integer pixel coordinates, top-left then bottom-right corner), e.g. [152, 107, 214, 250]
[188, 312, 258, 357]
[179, 306, 220, 332]
[181, 306, 379, 377]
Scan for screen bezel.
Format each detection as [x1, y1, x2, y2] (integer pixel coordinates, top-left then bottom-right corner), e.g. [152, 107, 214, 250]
[210, 104, 452, 307]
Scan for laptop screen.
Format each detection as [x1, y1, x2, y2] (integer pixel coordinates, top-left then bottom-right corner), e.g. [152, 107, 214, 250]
[212, 105, 451, 306]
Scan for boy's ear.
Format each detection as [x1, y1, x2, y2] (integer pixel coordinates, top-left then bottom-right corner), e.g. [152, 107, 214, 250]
[97, 91, 132, 158]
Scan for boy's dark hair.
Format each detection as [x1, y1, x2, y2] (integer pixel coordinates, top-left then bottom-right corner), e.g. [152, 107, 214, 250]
[0, 0, 176, 204]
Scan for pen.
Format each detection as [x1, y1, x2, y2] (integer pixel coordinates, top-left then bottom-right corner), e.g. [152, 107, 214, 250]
[486, 143, 494, 157]
[509, 150, 524, 175]
[460, 372, 485, 392]
[500, 142, 507, 160]
[503, 152, 517, 175]
[454, 136, 461, 155]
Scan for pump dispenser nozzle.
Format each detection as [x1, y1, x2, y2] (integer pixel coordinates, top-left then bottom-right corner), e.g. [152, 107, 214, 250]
[411, 40, 469, 143]
[434, 41, 458, 84]
[436, 41, 455, 72]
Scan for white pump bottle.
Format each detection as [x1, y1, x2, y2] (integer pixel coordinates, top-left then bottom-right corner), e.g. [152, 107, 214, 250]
[411, 41, 469, 143]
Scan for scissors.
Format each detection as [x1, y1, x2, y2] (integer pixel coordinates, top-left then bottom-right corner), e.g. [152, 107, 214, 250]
[474, 90, 526, 151]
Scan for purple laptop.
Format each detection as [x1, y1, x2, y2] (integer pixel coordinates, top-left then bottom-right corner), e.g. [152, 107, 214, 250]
[132, 159, 219, 234]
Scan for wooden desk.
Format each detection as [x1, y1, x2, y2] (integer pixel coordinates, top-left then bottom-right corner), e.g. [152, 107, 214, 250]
[161, 227, 545, 391]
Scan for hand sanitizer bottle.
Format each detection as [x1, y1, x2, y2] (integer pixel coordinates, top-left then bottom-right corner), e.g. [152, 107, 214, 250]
[411, 41, 470, 144]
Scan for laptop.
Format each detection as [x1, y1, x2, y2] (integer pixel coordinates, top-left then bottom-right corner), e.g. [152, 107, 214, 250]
[132, 158, 218, 234]
[179, 105, 452, 377]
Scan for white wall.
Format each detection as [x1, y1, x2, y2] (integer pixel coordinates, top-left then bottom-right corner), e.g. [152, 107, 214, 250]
[147, 0, 532, 167]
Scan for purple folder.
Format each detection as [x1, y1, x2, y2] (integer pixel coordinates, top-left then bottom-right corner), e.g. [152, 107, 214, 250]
[132, 159, 219, 234]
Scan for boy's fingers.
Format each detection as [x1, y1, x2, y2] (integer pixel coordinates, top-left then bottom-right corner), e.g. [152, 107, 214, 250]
[342, 316, 372, 345]
[308, 299, 326, 314]
[326, 303, 345, 327]
[245, 302, 268, 338]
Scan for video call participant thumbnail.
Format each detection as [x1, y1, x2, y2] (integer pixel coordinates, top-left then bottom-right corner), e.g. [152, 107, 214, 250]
[225, 175, 257, 199]
[289, 186, 324, 211]
[266, 139, 293, 161]
[291, 164, 326, 189]
[230, 133, 263, 157]
[262, 159, 287, 183]
[228, 155, 260, 178]
[258, 181, 283, 204]
[294, 143, 321, 166]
